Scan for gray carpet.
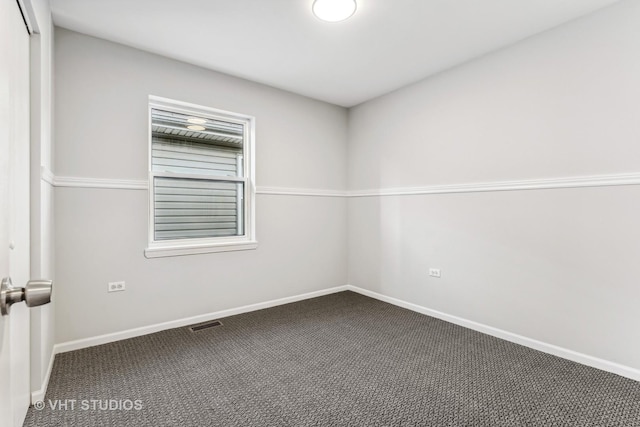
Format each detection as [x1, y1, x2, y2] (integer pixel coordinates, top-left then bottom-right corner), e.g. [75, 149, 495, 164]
[23, 291, 640, 426]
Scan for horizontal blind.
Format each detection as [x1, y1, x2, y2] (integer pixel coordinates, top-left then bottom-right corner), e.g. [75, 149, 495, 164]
[152, 136, 240, 177]
[154, 177, 243, 240]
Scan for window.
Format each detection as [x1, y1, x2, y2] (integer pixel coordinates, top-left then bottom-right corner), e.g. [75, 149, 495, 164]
[145, 96, 256, 258]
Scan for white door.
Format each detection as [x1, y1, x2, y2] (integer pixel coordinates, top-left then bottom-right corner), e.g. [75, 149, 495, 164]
[1, 0, 33, 426]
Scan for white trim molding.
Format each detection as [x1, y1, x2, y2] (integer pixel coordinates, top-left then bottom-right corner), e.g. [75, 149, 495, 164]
[54, 176, 149, 190]
[40, 166, 55, 186]
[43, 171, 640, 196]
[346, 285, 640, 382]
[54, 285, 349, 354]
[257, 186, 348, 197]
[42, 170, 347, 196]
[349, 172, 640, 197]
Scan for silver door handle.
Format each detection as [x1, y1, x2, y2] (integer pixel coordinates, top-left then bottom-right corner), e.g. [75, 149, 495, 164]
[0, 277, 53, 316]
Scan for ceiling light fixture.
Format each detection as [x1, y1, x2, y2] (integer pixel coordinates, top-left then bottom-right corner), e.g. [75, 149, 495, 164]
[312, 0, 357, 22]
[187, 125, 206, 131]
[187, 117, 207, 124]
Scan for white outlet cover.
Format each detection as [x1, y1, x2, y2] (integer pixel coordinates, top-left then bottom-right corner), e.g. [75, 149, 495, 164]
[108, 281, 126, 292]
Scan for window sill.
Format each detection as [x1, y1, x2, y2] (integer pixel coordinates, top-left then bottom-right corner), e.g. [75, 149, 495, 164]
[144, 240, 258, 258]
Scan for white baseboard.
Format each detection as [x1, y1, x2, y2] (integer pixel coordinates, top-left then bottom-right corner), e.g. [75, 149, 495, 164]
[54, 285, 349, 354]
[31, 348, 55, 403]
[49, 283, 639, 393]
[346, 285, 640, 382]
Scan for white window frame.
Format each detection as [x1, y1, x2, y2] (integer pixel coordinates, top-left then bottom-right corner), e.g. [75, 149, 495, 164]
[144, 96, 257, 258]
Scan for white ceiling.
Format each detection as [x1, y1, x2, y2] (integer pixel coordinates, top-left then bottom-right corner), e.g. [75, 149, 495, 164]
[50, 0, 621, 107]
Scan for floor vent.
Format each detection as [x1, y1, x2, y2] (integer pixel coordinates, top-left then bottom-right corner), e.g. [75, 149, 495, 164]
[188, 320, 223, 332]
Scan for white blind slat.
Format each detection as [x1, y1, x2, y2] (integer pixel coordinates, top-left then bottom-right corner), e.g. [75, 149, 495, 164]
[156, 223, 236, 231]
[153, 140, 239, 157]
[155, 216, 237, 224]
[155, 187, 236, 197]
[153, 157, 237, 171]
[155, 195, 236, 203]
[156, 209, 237, 216]
[152, 149, 237, 165]
[155, 179, 237, 190]
[157, 229, 237, 239]
[153, 176, 243, 240]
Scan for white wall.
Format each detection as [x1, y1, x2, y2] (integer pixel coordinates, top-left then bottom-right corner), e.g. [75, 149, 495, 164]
[54, 29, 348, 343]
[348, 0, 640, 371]
[29, 0, 55, 397]
[53, 0, 640, 377]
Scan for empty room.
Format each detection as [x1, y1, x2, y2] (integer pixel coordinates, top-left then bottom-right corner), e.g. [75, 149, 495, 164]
[1, 0, 639, 425]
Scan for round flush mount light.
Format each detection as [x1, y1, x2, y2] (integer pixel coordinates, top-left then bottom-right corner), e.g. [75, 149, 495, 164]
[187, 125, 206, 131]
[187, 117, 207, 125]
[312, 0, 357, 22]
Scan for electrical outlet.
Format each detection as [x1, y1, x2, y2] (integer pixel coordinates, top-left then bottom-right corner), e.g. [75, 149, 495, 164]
[108, 281, 126, 292]
[429, 268, 441, 278]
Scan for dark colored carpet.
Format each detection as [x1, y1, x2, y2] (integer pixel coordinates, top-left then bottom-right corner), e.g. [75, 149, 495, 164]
[23, 291, 640, 426]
